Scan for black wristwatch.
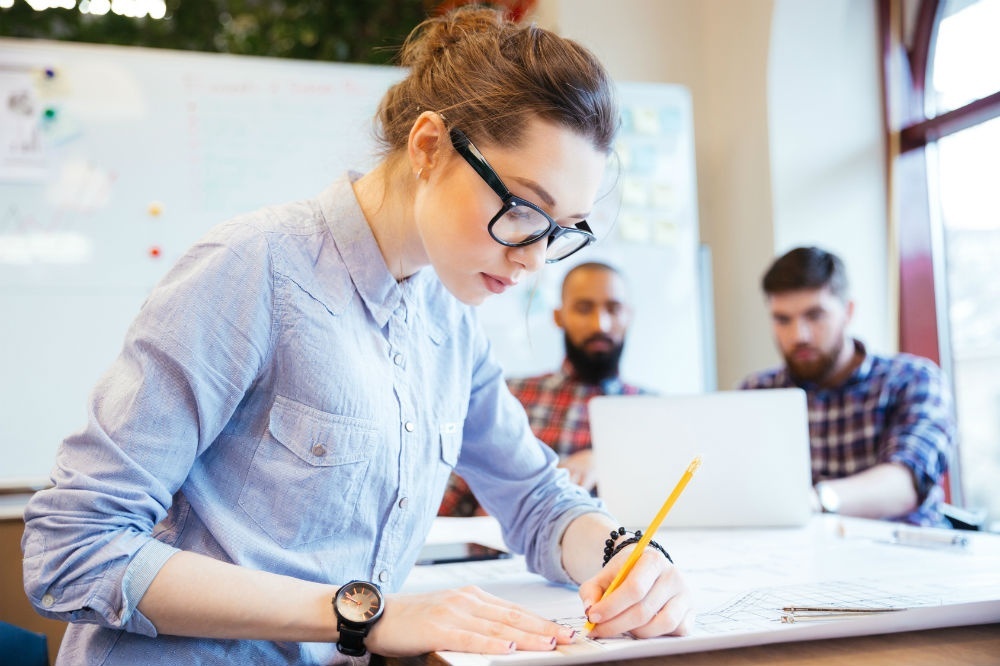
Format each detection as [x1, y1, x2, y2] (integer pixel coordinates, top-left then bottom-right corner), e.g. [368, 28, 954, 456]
[332, 580, 385, 656]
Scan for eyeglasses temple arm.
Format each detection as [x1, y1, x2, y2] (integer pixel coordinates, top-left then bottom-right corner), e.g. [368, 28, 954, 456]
[449, 129, 513, 201]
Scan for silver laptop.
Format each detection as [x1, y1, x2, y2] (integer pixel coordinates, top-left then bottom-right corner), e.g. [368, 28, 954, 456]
[589, 389, 813, 529]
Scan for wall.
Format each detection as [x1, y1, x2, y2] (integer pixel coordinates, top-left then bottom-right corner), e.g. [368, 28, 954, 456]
[768, 0, 890, 355]
[539, 0, 889, 389]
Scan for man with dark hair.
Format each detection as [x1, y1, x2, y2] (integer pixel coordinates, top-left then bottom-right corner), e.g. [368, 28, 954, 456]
[741, 246, 956, 526]
[439, 262, 647, 516]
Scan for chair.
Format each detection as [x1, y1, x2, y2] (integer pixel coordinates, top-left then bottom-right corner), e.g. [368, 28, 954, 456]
[0, 621, 49, 666]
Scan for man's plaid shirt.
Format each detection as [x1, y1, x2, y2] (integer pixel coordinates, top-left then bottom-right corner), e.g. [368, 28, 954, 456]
[740, 339, 955, 527]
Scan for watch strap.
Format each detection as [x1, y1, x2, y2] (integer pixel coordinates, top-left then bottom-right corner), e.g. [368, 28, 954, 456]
[336, 620, 371, 657]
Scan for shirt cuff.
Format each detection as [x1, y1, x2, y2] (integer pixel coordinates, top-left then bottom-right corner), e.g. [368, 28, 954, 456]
[120, 539, 181, 636]
[533, 504, 614, 586]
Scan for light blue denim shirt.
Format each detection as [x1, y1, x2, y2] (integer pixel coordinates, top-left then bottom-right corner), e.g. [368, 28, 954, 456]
[22, 173, 605, 665]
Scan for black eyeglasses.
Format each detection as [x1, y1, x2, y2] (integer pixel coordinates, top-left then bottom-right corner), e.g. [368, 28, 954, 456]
[449, 128, 595, 263]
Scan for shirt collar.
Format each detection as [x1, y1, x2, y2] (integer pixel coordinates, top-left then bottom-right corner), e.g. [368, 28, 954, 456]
[783, 338, 871, 390]
[842, 338, 873, 385]
[317, 173, 413, 328]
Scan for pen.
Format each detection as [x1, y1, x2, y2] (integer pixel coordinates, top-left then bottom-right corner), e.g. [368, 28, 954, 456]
[782, 606, 903, 613]
[584, 456, 702, 633]
[891, 528, 968, 549]
[780, 612, 891, 623]
[780, 606, 905, 623]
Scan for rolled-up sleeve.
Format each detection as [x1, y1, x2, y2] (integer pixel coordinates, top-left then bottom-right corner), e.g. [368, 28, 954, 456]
[881, 360, 955, 501]
[454, 322, 607, 585]
[22, 221, 274, 632]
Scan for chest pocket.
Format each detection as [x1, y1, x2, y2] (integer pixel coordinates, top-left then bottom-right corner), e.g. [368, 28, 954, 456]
[439, 421, 462, 468]
[238, 395, 378, 548]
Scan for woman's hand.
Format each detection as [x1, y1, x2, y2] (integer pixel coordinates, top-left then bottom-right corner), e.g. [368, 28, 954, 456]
[366, 586, 577, 657]
[577, 547, 692, 639]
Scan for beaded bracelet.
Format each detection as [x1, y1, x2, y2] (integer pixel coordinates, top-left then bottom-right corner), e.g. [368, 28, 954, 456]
[602, 526, 673, 567]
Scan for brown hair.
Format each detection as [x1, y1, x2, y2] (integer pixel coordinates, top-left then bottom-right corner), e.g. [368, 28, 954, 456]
[375, 6, 619, 156]
[762, 246, 849, 300]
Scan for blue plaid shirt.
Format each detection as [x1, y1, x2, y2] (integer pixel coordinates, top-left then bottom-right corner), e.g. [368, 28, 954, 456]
[740, 340, 955, 527]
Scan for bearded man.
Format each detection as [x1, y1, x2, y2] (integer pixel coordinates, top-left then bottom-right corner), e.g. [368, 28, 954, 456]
[439, 262, 647, 516]
[740, 246, 955, 526]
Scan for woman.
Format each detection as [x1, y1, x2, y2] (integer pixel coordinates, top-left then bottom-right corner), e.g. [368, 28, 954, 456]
[23, 7, 690, 663]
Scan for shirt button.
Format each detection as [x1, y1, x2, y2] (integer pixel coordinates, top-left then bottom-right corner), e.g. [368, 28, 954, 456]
[398, 497, 409, 509]
[393, 353, 405, 366]
[311, 444, 326, 457]
[404, 422, 415, 432]
[41, 594, 55, 608]
[378, 570, 389, 583]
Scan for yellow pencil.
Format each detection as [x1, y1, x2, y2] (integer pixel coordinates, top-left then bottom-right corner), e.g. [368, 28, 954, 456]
[584, 455, 702, 633]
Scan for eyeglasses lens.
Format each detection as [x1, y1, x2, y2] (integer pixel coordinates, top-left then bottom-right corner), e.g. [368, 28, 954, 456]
[491, 204, 551, 245]
[545, 230, 590, 262]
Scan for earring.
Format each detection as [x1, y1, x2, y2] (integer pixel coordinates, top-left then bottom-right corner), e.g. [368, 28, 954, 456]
[416, 167, 424, 180]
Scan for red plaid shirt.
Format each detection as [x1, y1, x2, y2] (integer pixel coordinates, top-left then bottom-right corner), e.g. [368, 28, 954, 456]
[438, 361, 647, 516]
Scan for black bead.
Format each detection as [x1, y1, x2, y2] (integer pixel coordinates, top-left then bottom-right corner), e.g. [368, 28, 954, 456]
[617, 527, 626, 536]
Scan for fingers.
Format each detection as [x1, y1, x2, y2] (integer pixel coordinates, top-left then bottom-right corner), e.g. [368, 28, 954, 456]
[577, 560, 618, 611]
[558, 451, 594, 489]
[462, 588, 577, 650]
[566, 466, 596, 490]
[582, 551, 690, 639]
[556, 460, 581, 485]
[370, 586, 577, 657]
[455, 616, 567, 653]
[437, 628, 518, 656]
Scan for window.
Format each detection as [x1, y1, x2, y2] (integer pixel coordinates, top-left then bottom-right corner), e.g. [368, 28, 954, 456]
[928, 0, 1000, 115]
[882, 0, 1000, 528]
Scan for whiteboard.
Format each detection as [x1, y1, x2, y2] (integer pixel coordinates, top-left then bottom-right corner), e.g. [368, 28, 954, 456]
[0, 39, 705, 488]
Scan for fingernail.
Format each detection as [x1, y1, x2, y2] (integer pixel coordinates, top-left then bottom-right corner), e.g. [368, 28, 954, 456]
[508, 641, 516, 653]
[549, 636, 557, 647]
[559, 626, 577, 639]
[588, 611, 602, 623]
[583, 604, 592, 616]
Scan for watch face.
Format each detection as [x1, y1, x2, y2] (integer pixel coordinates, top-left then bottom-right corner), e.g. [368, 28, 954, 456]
[817, 483, 840, 514]
[336, 581, 383, 624]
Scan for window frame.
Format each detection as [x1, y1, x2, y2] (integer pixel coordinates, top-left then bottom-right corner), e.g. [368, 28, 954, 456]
[878, 0, 1000, 505]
